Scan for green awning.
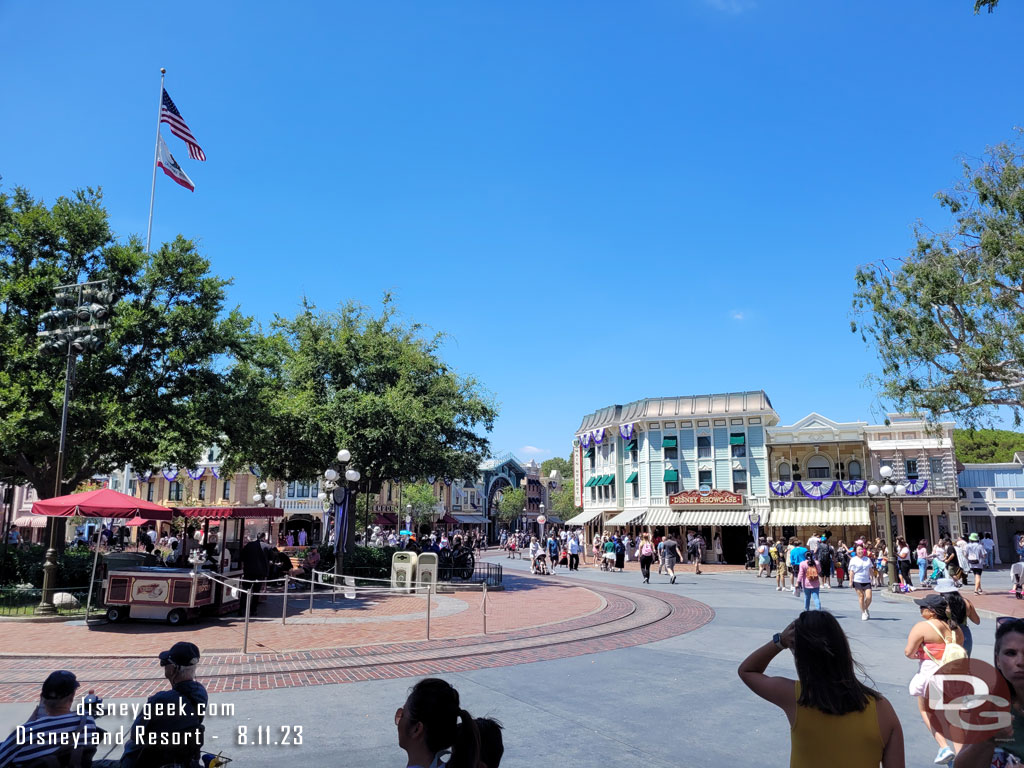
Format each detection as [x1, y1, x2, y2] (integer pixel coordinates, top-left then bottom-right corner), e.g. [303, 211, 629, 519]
[664, 469, 679, 482]
[729, 435, 745, 445]
[599, 475, 612, 486]
[584, 477, 595, 487]
[662, 437, 677, 448]
[626, 471, 638, 483]
[583, 447, 595, 458]
[623, 439, 636, 452]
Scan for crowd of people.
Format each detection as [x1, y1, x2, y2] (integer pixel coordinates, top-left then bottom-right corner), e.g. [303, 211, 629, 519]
[360, 526, 488, 554]
[0, 653, 504, 768]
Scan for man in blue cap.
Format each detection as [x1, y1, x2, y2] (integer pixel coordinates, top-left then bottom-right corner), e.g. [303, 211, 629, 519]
[118, 642, 207, 768]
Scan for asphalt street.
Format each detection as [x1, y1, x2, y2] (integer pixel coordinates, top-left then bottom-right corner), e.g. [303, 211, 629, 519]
[0, 557, 991, 767]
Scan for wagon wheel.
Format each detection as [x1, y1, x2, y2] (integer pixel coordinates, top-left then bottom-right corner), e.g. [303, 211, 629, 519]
[167, 608, 187, 626]
[459, 551, 475, 580]
[106, 605, 129, 623]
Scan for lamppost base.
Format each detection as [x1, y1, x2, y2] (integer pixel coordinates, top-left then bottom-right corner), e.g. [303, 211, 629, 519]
[35, 549, 60, 615]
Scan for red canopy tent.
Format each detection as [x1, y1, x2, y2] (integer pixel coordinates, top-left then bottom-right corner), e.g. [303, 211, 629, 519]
[31, 488, 173, 521]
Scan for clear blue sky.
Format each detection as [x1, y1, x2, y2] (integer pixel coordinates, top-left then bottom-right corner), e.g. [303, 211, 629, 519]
[2, 1, 1022, 463]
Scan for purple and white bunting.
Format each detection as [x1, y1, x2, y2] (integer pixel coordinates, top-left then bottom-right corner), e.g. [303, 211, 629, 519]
[592, 428, 605, 444]
[904, 479, 929, 495]
[840, 480, 867, 496]
[186, 467, 205, 480]
[798, 481, 837, 500]
[769, 481, 794, 496]
[162, 468, 179, 483]
[619, 423, 634, 440]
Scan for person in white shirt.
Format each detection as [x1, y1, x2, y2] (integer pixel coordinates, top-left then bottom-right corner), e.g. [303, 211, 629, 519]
[982, 531, 996, 569]
[847, 544, 875, 620]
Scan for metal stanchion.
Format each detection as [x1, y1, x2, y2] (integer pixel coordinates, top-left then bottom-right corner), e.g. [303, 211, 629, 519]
[242, 584, 251, 654]
[425, 585, 431, 640]
[282, 575, 289, 625]
[482, 583, 487, 635]
[309, 577, 315, 614]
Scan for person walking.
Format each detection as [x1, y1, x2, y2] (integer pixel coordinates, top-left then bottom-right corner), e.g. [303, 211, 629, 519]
[656, 535, 666, 576]
[788, 537, 808, 593]
[239, 532, 270, 617]
[613, 535, 626, 572]
[817, 535, 834, 590]
[895, 536, 913, 590]
[916, 539, 930, 585]
[904, 593, 966, 765]
[796, 552, 821, 611]
[637, 532, 655, 584]
[966, 532, 986, 595]
[981, 531, 995, 569]
[661, 533, 683, 584]
[933, 578, 980, 656]
[848, 544, 874, 620]
[774, 538, 789, 592]
[756, 537, 771, 578]
[738, 611, 904, 768]
[568, 533, 581, 572]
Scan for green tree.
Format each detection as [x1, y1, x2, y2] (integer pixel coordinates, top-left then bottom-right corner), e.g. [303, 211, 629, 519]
[550, 482, 580, 520]
[496, 487, 525, 523]
[0, 187, 250, 497]
[954, 429, 1024, 463]
[540, 456, 573, 479]
[852, 137, 1024, 427]
[974, 0, 998, 12]
[401, 482, 438, 528]
[220, 295, 497, 486]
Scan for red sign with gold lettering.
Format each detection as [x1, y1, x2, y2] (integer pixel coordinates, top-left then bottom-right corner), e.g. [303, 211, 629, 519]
[668, 489, 744, 506]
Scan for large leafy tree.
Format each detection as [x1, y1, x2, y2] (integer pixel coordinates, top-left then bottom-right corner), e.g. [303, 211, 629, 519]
[220, 295, 497, 494]
[540, 456, 572, 479]
[852, 138, 1024, 427]
[401, 482, 438, 527]
[550, 483, 580, 520]
[953, 429, 1024, 464]
[496, 487, 525, 523]
[0, 187, 249, 498]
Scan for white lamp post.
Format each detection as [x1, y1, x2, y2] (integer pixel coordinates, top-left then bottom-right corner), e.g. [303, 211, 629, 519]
[867, 464, 904, 587]
[323, 448, 359, 574]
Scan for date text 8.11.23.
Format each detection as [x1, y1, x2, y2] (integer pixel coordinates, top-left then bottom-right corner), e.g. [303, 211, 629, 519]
[237, 726, 303, 745]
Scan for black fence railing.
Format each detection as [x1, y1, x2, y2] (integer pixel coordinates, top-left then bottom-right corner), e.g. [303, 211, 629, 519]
[0, 586, 95, 617]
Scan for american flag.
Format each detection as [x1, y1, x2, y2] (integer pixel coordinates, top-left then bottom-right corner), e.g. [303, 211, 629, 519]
[160, 89, 206, 162]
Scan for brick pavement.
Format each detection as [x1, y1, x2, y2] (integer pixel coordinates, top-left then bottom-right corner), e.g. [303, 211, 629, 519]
[0, 576, 713, 702]
[887, 567, 1024, 618]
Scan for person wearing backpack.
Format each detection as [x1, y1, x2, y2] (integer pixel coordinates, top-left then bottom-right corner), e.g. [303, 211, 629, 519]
[637, 532, 656, 584]
[613, 536, 626, 572]
[796, 552, 821, 611]
[904, 593, 966, 765]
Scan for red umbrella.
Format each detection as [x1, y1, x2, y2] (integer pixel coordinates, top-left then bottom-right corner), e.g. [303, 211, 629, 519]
[31, 488, 173, 521]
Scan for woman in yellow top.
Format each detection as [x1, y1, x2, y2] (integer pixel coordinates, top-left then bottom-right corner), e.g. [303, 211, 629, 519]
[738, 611, 904, 768]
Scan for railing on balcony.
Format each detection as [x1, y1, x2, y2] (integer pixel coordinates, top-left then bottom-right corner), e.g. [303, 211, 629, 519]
[769, 479, 951, 500]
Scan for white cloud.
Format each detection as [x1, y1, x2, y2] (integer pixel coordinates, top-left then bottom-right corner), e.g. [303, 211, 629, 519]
[730, 311, 745, 321]
[702, 0, 756, 14]
[520, 445, 548, 456]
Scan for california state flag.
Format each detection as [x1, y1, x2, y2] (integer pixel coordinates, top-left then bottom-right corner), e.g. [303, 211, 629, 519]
[157, 134, 195, 192]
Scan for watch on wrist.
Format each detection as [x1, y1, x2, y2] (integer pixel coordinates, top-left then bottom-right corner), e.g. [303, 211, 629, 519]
[772, 632, 783, 650]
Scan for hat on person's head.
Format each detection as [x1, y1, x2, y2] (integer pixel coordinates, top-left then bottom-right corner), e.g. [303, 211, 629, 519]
[41, 670, 79, 700]
[933, 578, 958, 594]
[915, 594, 947, 613]
[970, 532, 980, 542]
[158, 641, 200, 667]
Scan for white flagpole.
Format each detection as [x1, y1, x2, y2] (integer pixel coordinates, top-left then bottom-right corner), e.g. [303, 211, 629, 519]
[145, 67, 166, 253]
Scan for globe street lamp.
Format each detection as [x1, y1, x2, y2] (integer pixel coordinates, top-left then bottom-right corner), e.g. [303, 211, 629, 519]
[406, 503, 413, 534]
[36, 279, 113, 615]
[867, 464, 905, 589]
[539, 503, 545, 539]
[320, 449, 359, 575]
[251, 481, 274, 507]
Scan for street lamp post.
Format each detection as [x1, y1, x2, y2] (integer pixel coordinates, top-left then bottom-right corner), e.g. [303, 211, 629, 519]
[539, 503, 545, 539]
[406, 503, 413, 534]
[520, 513, 527, 533]
[867, 464, 904, 589]
[251, 481, 274, 507]
[319, 449, 360, 576]
[35, 280, 113, 615]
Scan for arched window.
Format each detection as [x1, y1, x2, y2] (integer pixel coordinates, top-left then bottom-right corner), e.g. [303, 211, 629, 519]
[807, 455, 831, 479]
[847, 460, 862, 481]
[778, 462, 792, 481]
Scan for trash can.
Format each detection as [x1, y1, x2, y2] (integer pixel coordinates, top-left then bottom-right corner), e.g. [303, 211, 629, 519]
[391, 551, 418, 593]
[415, 552, 438, 592]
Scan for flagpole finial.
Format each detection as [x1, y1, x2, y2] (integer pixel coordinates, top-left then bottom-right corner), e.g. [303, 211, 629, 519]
[160, 68, 166, 75]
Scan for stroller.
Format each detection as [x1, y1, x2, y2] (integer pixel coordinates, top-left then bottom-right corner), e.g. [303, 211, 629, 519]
[1011, 562, 1024, 599]
[745, 542, 757, 570]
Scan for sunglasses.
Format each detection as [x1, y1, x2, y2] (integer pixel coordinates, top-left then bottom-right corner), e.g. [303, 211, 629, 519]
[997, 617, 1024, 628]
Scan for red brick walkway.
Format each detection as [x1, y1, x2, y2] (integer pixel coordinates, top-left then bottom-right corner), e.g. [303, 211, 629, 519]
[0, 577, 713, 702]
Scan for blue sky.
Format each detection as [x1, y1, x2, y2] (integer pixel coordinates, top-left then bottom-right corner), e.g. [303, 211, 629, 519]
[2, 1, 1022, 463]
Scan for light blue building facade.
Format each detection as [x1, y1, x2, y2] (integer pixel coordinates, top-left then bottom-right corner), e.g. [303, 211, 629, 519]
[958, 453, 1024, 563]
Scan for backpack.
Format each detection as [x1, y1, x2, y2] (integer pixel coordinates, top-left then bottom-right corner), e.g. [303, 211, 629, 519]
[924, 621, 969, 666]
[805, 562, 818, 581]
[614, 541, 625, 556]
[641, 542, 653, 557]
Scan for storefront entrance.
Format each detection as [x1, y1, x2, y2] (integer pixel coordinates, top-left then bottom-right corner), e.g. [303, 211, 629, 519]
[903, 515, 929, 548]
[721, 526, 749, 565]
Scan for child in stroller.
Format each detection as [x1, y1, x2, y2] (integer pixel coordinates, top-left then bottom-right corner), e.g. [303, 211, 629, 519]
[1011, 562, 1024, 599]
[745, 542, 756, 570]
[532, 550, 548, 575]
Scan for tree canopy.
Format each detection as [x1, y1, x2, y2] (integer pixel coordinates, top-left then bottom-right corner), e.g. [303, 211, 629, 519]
[852, 137, 1024, 427]
[974, 0, 999, 12]
[0, 187, 250, 498]
[954, 429, 1024, 464]
[496, 486, 525, 523]
[219, 295, 498, 493]
[540, 456, 572, 479]
[400, 482, 439, 527]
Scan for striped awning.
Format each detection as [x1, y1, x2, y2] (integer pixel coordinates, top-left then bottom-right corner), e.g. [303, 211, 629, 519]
[13, 515, 47, 529]
[643, 509, 752, 526]
[565, 507, 605, 525]
[452, 514, 489, 524]
[768, 500, 871, 527]
[605, 508, 646, 527]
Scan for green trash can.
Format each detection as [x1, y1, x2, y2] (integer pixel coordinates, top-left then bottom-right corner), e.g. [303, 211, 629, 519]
[391, 551, 418, 593]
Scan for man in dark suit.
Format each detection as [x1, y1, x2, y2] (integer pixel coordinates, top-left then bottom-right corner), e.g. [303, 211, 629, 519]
[239, 532, 269, 616]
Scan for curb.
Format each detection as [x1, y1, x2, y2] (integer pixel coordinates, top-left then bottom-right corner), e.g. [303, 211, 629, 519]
[880, 585, 1013, 621]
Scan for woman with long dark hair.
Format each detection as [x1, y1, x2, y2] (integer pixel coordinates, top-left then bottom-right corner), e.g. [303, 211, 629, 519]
[955, 617, 1024, 767]
[933, 579, 980, 656]
[905, 593, 965, 765]
[395, 678, 480, 768]
[738, 611, 904, 767]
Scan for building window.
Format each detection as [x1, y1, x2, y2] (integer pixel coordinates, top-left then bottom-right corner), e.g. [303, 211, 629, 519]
[930, 458, 944, 486]
[807, 456, 831, 480]
[730, 433, 746, 458]
[387, 484, 393, 502]
[632, 483, 639, 499]
[973, 491, 984, 499]
[847, 460, 862, 481]
[147, 483, 154, 502]
[287, 482, 296, 498]
[733, 469, 748, 494]
[778, 463, 792, 481]
[167, 481, 182, 502]
[996, 490, 1010, 499]
[905, 460, 919, 480]
[128, 479, 137, 496]
[731, 443, 746, 458]
[610, 483, 615, 500]
[698, 469, 712, 487]
[1015, 490, 1024, 499]
[664, 445, 678, 460]
[665, 482, 679, 495]
[697, 436, 711, 459]
[198, 480, 206, 501]
[590, 487, 596, 501]
[222, 479, 231, 501]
